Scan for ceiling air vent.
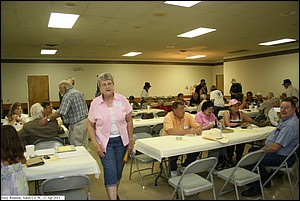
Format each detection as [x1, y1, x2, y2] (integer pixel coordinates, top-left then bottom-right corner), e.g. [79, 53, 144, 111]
[227, 49, 250, 54]
[43, 44, 59, 49]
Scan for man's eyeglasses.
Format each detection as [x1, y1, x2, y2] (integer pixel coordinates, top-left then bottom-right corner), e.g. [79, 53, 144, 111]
[101, 82, 113, 87]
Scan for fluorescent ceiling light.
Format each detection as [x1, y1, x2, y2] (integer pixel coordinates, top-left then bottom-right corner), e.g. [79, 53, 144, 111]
[164, 1, 201, 7]
[41, 49, 57, 55]
[259, 38, 296, 46]
[186, 55, 206, 59]
[122, 52, 142, 57]
[178, 27, 216, 38]
[48, 12, 79, 29]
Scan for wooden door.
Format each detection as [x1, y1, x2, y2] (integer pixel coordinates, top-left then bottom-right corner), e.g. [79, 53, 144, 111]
[27, 75, 49, 113]
[216, 74, 224, 93]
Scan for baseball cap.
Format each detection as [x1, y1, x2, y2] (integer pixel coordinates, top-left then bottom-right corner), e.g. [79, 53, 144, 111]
[229, 99, 240, 106]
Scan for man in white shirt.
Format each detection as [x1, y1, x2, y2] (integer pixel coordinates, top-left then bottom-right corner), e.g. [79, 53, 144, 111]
[282, 79, 299, 99]
[210, 85, 225, 117]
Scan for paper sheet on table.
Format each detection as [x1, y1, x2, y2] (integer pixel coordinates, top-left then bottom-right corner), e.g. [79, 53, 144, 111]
[55, 149, 87, 159]
[35, 148, 55, 156]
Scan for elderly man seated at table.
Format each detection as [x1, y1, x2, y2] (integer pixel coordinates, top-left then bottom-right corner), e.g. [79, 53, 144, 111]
[163, 100, 202, 177]
[19, 102, 63, 147]
[241, 97, 299, 197]
[42, 100, 64, 126]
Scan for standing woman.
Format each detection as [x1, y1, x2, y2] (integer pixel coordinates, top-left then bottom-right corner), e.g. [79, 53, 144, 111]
[1, 125, 29, 195]
[87, 72, 134, 200]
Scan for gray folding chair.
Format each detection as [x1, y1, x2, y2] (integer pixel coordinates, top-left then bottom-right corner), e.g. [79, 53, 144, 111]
[156, 110, 167, 117]
[150, 123, 163, 137]
[168, 157, 218, 200]
[33, 137, 65, 193]
[216, 150, 266, 200]
[34, 137, 65, 150]
[129, 132, 160, 189]
[133, 125, 152, 134]
[39, 175, 91, 200]
[263, 144, 299, 200]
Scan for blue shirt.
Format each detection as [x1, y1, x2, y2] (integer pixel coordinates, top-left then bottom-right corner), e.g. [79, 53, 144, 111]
[265, 113, 299, 156]
[58, 88, 88, 124]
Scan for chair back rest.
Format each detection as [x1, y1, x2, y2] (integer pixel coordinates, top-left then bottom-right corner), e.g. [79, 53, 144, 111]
[280, 143, 299, 168]
[156, 111, 167, 117]
[133, 125, 152, 134]
[184, 157, 218, 175]
[150, 123, 163, 136]
[237, 149, 265, 168]
[40, 175, 90, 199]
[159, 128, 164, 136]
[34, 137, 64, 150]
[133, 132, 153, 141]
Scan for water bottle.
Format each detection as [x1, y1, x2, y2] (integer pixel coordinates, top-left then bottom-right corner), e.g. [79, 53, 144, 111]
[217, 119, 224, 130]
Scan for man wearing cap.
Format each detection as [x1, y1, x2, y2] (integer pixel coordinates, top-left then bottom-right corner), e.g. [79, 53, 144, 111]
[282, 79, 299, 99]
[140, 82, 151, 105]
[229, 78, 242, 99]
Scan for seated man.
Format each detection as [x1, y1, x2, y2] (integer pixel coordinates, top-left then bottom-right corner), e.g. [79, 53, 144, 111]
[42, 100, 64, 126]
[241, 97, 299, 197]
[19, 102, 62, 146]
[128, 95, 141, 110]
[163, 100, 202, 177]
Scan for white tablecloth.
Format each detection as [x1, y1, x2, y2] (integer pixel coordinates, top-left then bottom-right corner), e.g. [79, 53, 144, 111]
[133, 117, 164, 127]
[134, 126, 275, 162]
[23, 146, 101, 181]
[132, 108, 165, 117]
[185, 106, 198, 113]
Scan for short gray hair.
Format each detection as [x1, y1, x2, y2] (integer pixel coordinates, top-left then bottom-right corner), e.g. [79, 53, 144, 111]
[59, 79, 73, 89]
[97, 72, 114, 85]
[30, 103, 44, 120]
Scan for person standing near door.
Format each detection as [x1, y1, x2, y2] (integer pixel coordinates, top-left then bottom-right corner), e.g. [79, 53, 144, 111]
[40, 79, 89, 149]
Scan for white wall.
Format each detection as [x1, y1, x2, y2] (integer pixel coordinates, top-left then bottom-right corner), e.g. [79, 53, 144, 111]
[1, 52, 298, 105]
[1, 63, 213, 104]
[224, 53, 299, 97]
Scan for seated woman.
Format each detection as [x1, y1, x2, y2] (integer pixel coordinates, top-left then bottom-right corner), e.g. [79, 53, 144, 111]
[141, 97, 152, 109]
[268, 97, 281, 127]
[4, 102, 29, 126]
[223, 99, 255, 166]
[195, 101, 228, 170]
[152, 99, 168, 113]
[245, 91, 255, 108]
[189, 92, 200, 107]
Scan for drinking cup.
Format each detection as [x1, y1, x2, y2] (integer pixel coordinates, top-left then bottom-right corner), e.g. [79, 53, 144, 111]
[25, 145, 35, 158]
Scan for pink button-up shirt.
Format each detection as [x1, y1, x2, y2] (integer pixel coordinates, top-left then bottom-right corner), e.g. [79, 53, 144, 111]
[88, 92, 132, 151]
[195, 111, 216, 127]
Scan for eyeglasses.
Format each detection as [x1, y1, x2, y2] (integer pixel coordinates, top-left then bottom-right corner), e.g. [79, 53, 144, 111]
[101, 82, 113, 87]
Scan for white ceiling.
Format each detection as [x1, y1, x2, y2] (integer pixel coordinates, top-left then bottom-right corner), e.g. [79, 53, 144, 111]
[1, 1, 299, 63]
